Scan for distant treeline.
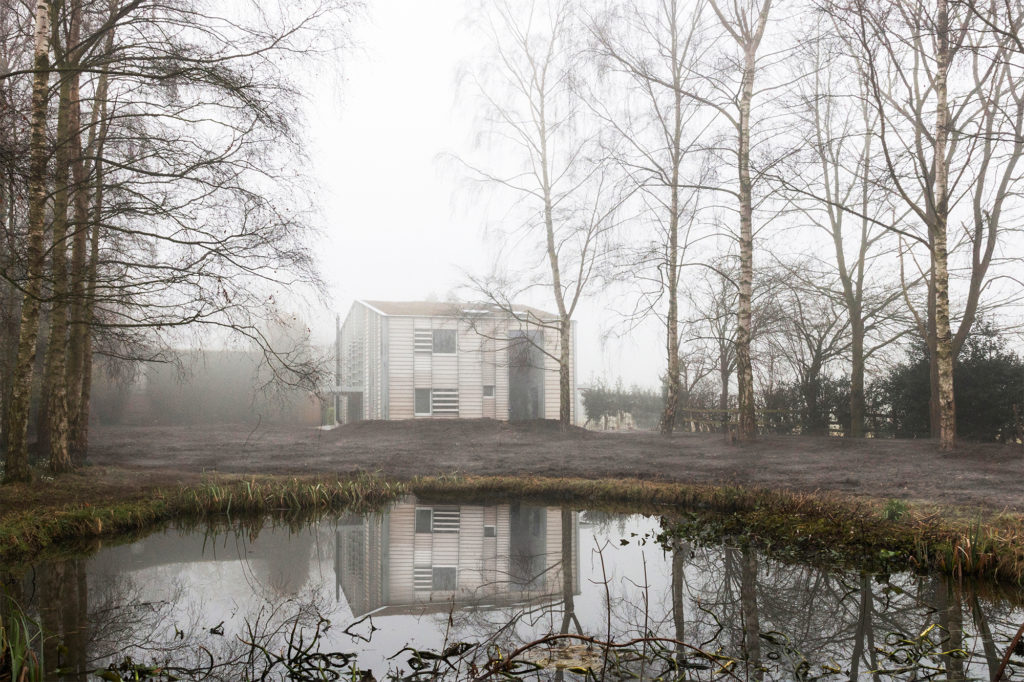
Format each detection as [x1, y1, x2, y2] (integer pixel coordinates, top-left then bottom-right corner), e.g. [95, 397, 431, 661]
[584, 327, 1024, 442]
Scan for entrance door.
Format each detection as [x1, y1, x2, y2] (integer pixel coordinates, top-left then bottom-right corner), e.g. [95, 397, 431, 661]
[346, 392, 363, 423]
[508, 331, 544, 420]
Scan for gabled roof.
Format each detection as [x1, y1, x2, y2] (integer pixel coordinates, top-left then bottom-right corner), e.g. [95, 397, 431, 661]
[359, 300, 558, 321]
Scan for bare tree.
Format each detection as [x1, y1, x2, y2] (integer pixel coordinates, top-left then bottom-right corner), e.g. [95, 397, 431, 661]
[3, 0, 51, 483]
[777, 27, 912, 437]
[762, 262, 850, 434]
[461, 0, 619, 426]
[831, 0, 1024, 448]
[701, 0, 775, 442]
[2, 0, 352, 478]
[586, 0, 712, 434]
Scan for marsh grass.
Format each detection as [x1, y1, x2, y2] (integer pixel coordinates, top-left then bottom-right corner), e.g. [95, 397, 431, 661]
[4, 470, 1024, 586]
[0, 595, 43, 682]
[0, 472, 405, 566]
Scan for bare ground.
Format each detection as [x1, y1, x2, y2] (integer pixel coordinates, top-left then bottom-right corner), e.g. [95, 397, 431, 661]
[86, 419, 1024, 512]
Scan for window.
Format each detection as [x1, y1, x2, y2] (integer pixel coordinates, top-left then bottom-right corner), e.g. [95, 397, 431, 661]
[415, 508, 433, 533]
[414, 329, 433, 353]
[415, 507, 460, 534]
[432, 566, 457, 591]
[431, 389, 459, 415]
[431, 506, 460, 533]
[432, 329, 456, 354]
[484, 525, 496, 538]
[414, 566, 432, 591]
[483, 385, 495, 398]
[415, 389, 431, 415]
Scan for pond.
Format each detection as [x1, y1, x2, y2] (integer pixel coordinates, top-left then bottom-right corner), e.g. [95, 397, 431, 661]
[2, 495, 1024, 680]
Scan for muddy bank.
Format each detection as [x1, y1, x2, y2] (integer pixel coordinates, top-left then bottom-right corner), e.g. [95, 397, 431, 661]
[87, 419, 1024, 511]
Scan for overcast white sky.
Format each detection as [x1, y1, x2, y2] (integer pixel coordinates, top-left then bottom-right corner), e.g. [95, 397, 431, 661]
[303, 0, 663, 388]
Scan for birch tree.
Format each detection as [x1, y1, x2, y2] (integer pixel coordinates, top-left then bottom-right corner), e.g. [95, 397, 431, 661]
[463, 0, 618, 427]
[779, 27, 911, 437]
[587, 0, 711, 434]
[704, 0, 774, 442]
[3, 0, 51, 483]
[834, 0, 1024, 449]
[2, 0, 351, 478]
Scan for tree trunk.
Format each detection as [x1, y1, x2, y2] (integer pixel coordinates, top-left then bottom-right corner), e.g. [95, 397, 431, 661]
[671, 538, 687, 666]
[4, 0, 52, 484]
[67, 0, 90, 465]
[40, 18, 77, 474]
[735, 44, 757, 443]
[559, 318, 571, 427]
[740, 547, 763, 680]
[558, 508, 579, 636]
[719, 349, 730, 434]
[932, 0, 956, 450]
[70, 10, 113, 464]
[849, 316, 865, 437]
[662, 33, 684, 436]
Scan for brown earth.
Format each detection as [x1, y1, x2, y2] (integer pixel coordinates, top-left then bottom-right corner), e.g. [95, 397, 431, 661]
[82, 419, 1024, 512]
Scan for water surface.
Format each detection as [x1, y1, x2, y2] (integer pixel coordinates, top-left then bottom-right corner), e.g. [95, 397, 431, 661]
[3, 495, 1023, 680]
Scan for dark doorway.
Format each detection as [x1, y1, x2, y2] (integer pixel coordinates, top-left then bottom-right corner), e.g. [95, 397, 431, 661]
[509, 503, 547, 589]
[508, 330, 545, 420]
[345, 392, 363, 423]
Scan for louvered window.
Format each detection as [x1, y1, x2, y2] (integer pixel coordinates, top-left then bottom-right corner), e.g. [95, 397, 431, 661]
[432, 389, 459, 415]
[431, 506, 461, 533]
[414, 566, 432, 591]
[414, 329, 433, 353]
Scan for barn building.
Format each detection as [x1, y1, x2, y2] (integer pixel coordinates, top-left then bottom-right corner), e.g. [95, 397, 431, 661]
[335, 300, 576, 424]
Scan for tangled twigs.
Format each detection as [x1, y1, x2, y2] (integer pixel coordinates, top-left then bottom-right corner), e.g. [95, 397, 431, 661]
[994, 619, 1024, 681]
[475, 632, 742, 680]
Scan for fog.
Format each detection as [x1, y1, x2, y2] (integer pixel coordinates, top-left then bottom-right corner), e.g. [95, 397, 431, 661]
[304, 0, 662, 387]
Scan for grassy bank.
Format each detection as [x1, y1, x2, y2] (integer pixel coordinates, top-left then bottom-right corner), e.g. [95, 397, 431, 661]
[4, 470, 1024, 680]
[0, 473, 406, 565]
[411, 475, 1024, 586]
[2, 470, 1024, 585]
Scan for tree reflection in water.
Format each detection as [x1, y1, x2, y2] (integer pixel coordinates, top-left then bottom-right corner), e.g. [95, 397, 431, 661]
[1, 499, 1023, 680]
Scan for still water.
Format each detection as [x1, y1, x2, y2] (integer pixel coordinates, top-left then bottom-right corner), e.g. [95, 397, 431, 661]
[3, 495, 1024, 680]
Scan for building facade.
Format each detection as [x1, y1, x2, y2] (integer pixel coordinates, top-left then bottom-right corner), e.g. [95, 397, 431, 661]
[335, 496, 579, 617]
[335, 300, 576, 423]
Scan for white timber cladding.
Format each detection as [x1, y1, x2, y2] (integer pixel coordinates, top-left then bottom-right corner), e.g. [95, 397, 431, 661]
[540, 325, 574, 423]
[383, 498, 563, 606]
[458, 323, 484, 418]
[388, 317, 415, 419]
[494, 318, 510, 420]
[338, 302, 385, 421]
[342, 300, 576, 423]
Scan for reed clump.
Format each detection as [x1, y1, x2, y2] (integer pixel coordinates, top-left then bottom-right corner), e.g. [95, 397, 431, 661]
[0, 473, 405, 565]
[0, 595, 42, 682]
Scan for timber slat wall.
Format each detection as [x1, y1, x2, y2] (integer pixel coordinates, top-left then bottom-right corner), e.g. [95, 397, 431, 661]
[389, 317, 415, 419]
[339, 302, 575, 423]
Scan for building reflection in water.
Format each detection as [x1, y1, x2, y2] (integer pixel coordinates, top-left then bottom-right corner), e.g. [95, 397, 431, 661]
[6, 501, 1024, 680]
[335, 497, 579, 617]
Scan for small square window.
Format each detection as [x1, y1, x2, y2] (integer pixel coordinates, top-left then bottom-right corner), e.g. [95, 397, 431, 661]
[483, 385, 495, 398]
[484, 525, 496, 538]
[432, 566, 457, 591]
[415, 389, 431, 415]
[415, 508, 432, 533]
[432, 329, 456, 354]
